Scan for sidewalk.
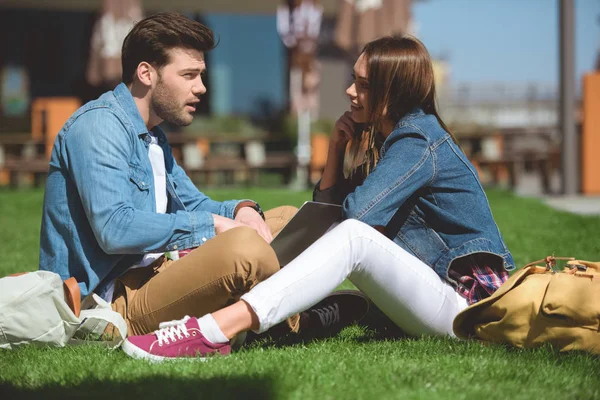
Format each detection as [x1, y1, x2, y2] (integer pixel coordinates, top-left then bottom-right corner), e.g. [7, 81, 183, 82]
[543, 196, 600, 216]
[514, 172, 600, 216]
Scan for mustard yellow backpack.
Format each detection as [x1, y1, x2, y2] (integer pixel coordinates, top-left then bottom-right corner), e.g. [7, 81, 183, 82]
[453, 256, 600, 354]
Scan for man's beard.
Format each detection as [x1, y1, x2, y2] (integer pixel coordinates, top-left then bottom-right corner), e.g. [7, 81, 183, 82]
[151, 80, 194, 126]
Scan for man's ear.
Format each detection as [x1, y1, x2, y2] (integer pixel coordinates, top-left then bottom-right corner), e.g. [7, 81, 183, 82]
[135, 62, 155, 87]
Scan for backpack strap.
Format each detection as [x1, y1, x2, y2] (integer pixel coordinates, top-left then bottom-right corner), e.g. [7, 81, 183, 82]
[523, 256, 575, 271]
[63, 277, 81, 317]
[383, 190, 422, 240]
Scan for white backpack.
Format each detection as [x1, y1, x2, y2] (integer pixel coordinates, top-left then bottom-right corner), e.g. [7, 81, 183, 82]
[0, 271, 127, 349]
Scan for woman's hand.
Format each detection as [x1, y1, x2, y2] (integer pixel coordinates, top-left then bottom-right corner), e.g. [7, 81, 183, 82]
[319, 112, 361, 191]
[331, 111, 357, 150]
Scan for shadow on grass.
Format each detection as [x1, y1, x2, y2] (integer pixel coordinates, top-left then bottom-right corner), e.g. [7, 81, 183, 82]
[0, 376, 274, 400]
[244, 302, 408, 349]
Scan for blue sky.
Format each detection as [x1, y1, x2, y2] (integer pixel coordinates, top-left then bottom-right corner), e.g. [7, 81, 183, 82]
[414, 0, 599, 86]
[205, 0, 599, 114]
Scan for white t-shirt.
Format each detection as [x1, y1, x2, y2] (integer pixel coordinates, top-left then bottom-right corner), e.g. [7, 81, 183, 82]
[101, 133, 168, 302]
[136, 133, 168, 267]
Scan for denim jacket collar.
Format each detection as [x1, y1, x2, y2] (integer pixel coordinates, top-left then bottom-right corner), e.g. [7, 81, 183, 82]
[395, 107, 425, 128]
[380, 108, 426, 152]
[113, 83, 149, 137]
[150, 127, 168, 144]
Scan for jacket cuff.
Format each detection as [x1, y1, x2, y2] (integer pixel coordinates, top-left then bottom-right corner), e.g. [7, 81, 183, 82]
[190, 210, 215, 246]
[219, 199, 245, 219]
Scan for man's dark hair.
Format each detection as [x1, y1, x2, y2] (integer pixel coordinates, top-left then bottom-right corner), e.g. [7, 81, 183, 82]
[121, 12, 215, 84]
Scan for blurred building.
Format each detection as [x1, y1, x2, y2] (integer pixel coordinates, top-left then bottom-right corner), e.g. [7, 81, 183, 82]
[317, 0, 417, 121]
[0, 0, 421, 127]
[437, 82, 559, 130]
[0, 1, 294, 129]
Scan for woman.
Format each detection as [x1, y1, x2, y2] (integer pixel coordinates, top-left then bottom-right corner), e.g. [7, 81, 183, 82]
[122, 35, 515, 361]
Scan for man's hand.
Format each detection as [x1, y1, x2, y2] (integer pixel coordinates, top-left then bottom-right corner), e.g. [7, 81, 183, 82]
[234, 207, 273, 243]
[213, 214, 247, 236]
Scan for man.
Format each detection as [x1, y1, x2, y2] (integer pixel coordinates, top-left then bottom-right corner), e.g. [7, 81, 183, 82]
[40, 12, 368, 343]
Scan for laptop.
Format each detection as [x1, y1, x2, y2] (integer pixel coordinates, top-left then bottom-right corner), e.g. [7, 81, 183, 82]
[270, 201, 343, 267]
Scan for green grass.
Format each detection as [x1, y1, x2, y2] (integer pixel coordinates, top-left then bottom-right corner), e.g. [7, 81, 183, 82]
[1, 188, 599, 400]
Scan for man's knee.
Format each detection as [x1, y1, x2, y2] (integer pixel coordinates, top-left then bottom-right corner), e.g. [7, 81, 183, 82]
[265, 205, 298, 220]
[265, 205, 298, 237]
[221, 227, 280, 280]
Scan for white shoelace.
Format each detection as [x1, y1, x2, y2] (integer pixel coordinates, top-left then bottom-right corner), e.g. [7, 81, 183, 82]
[155, 315, 192, 346]
[311, 303, 340, 328]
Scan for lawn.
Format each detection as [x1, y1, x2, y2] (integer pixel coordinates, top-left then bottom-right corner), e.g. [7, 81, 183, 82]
[1, 188, 599, 400]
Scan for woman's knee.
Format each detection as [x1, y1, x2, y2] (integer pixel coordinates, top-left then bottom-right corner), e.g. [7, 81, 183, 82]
[337, 218, 375, 236]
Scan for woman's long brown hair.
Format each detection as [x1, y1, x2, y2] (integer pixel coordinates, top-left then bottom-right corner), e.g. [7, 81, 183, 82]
[347, 35, 458, 176]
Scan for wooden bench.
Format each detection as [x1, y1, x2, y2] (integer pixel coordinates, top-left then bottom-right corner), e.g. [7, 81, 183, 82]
[472, 152, 554, 193]
[457, 128, 558, 194]
[0, 132, 298, 188]
[185, 152, 297, 186]
[185, 156, 249, 185]
[0, 133, 48, 187]
[1, 157, 49, 187]
[249, 152, 297, 185]
[174, 136, 297, 186]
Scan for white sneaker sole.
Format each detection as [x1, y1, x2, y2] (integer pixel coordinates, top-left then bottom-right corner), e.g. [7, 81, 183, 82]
[121, 339, 210, 363]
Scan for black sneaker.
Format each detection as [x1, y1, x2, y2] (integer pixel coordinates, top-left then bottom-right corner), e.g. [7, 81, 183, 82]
[245, 290, 370, 345]
[297, 290, 370, 339]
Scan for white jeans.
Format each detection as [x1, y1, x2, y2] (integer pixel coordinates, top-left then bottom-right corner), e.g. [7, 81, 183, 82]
[241, 219, 468, 337]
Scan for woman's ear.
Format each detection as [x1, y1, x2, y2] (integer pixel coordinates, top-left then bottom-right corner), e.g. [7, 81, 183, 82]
[135, 62, 154, 87]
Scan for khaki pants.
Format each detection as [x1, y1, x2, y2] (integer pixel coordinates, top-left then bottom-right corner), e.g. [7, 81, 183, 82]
[111, 206, 297, 336]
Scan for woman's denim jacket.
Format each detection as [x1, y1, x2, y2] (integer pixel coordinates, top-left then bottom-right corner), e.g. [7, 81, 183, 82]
[39, 83, 246, 298]
[314, 109, 515, 284]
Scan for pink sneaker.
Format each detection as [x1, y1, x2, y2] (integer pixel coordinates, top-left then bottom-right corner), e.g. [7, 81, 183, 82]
[122, 316, 231, 362]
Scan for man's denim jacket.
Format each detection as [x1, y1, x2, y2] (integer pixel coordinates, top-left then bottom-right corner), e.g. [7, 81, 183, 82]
[314, 109, 515, 284]
[40, 83, 245, 297]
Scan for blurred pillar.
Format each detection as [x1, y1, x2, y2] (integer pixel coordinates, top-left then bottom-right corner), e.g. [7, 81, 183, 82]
[277, 0, 323, 116]
[559, 0, 578, 195]
[211, 64, 233, 116]
[581, 73, 600, 194]
[596, 15, 600, 71]
[277, 0, 323, 189]
[335, 0, 413, 55]
[86, 0, 143, 89]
